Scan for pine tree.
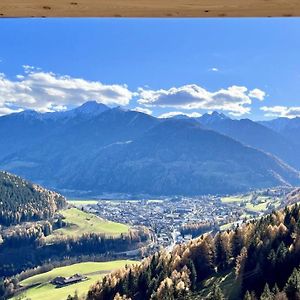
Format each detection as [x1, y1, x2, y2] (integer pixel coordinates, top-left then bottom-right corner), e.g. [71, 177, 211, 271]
[267, 249, 276, 269]
[187, 259, 197, 290]
[285, 268, 300, 299]
[260, 283, 273, 300]
[128, 269, 136, 295]
[272, 283, 280, 295]
[276, 242, 288, 264]
[244, 291, 252, 300]
[232, 227, 244, 257]
[214, 232, 231, 271]
[137, 268, 151, 299]
[208, 283, 224, 300]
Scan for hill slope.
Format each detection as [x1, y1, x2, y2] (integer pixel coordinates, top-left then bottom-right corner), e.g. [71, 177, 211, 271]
[260, 116, 300, 146]
[0, 171, 66, 226]
[197, 112, 300, 170]
[68, 119, 299, 196]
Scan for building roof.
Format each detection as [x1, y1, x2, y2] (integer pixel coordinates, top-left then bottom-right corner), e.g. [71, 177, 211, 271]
[51, 274, 86, 285]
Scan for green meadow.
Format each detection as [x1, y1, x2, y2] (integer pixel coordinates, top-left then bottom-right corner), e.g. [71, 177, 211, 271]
[221, 195, 281, 213]
[14, 260, 137, 300]
[67, 199, 99, 206]
[45, 208, 129, 242]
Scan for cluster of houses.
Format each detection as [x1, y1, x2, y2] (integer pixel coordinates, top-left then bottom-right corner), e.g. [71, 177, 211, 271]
[91, 196, 242, 248]
[75, 187, 291, 252]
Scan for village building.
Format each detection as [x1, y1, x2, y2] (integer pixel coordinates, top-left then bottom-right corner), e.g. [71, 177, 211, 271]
[51, 274, 87, 287]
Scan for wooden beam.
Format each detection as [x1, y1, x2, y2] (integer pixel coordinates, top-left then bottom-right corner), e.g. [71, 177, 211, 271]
[0, 0, 299, 18]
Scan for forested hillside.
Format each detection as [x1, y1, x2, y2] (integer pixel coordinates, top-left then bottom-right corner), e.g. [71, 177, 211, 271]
[0, 171, 66, 226]
[84, 201, 300, 300]
[0, 172, 151, 297]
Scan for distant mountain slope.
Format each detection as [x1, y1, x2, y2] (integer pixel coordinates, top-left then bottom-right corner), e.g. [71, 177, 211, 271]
[0, 104, 299, 196]
[0, 171, 66, 226]
[68, 119, 299, 196]
[260, 117, 300, 145]
[0, 104, 160, 188]
[197, 112, 300, 170]
[0, 101, 110, 161]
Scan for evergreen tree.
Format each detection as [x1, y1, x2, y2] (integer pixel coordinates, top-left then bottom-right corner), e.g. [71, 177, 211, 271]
[137, 268, 151, 299]
[214, 232, 231, 271]
[187, 259, 197, 290]
[276, 242, 288, 264]
[208, 283, 224, 300]
[128, 269, 136, 295]
[232, 227, 244, 257]
[244, 291, 252, 300]
[284, 268, 300, 299]
[272, 283, 280, 295]
[260, 283, 273, 300]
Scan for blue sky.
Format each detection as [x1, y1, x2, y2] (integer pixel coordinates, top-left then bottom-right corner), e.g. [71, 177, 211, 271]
[0, 18, 300, 119]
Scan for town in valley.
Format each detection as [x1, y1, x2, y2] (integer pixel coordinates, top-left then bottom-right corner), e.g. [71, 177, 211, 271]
[71, 186, 294, 252]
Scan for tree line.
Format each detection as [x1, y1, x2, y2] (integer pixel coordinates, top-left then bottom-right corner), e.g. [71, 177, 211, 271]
[0, 224, 151, 277]
[180, 221, 215, 238]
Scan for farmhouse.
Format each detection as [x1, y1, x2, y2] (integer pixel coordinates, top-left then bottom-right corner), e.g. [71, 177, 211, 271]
[51, 274, 87, 287]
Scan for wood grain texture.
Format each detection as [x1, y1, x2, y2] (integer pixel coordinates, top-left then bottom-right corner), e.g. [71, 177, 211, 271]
[0, 0, 299, 18]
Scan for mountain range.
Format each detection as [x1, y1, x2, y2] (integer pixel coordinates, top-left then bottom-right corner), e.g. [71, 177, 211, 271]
[0, 101, 299, 196]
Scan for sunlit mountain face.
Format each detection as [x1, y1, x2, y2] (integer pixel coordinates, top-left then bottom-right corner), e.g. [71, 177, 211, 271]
[0, 102, 299, 197]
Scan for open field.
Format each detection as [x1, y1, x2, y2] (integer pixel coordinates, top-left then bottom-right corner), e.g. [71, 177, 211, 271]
[68, 199, 99, 206]
[219, 193, 283, 230]
[220, 222, 236, 231]
[221, 194, 281, 213]
[221, 195, 251, 203]
[45, 208, 129, 242]
[14, 260, 137, 300]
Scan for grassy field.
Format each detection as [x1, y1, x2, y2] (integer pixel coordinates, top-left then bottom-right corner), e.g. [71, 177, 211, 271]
[220, 222, 236, 231]
[68, 200, 99, 206]
[245, 201, 269, 212]
[45, 208, 129, 242]
[14, 260, 137, 300]
[220, 194, 283, 230]
[221, 195, 251, 203]
[221, 195, 281, 213]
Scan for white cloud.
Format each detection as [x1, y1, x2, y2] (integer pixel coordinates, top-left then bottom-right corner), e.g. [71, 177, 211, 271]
[0, 66, 134, 114]
[0, 107, 23, 116]
[261, 106, 300, 118]
[132, 107, 153, 115]
[210, 67, 219, 72]
[138, 84, 265, 116]
[158, 111, 202, 119]
[248, 88, 266, 101]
